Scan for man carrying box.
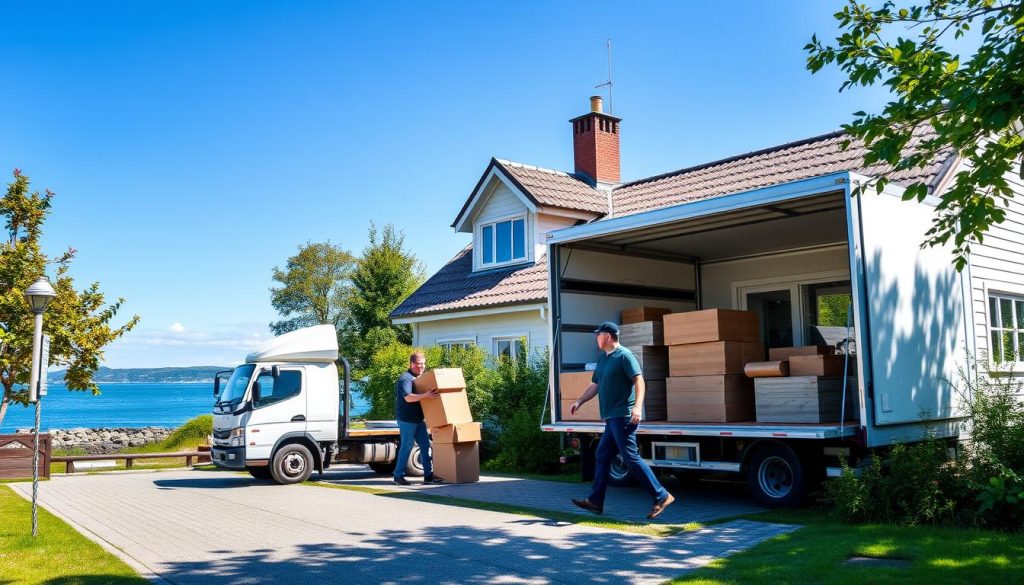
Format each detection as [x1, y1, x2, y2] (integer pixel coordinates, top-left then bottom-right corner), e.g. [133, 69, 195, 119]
[394, 351, 444, 486]
[569, 322, 675, 519]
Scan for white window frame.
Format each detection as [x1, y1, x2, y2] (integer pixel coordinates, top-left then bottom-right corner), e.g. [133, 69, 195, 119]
[436, 337, 476, 353]
[986, 289, 1024, 369]
[478, 213, 529, 269]
[493, 334, 529, 361]
[733, 270, 850, 347]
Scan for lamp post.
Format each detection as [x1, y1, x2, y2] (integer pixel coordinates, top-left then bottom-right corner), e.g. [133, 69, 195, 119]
[24, 276, 56, 538]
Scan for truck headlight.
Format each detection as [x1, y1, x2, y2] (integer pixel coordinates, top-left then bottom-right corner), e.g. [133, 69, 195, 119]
[228, 427, 245, 447]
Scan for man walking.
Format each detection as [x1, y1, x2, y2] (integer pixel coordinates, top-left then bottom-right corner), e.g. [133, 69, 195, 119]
[570, 322, 675, 519]
[394, 351, 444, 485]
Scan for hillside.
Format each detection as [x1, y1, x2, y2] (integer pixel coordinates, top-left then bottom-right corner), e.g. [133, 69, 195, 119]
[47, 366, 232, 384]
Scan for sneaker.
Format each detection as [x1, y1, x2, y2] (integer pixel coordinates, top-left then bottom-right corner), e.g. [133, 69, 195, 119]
[393, 477, 412, 486]
[423, 475, 445, 484]
[571, 498, 603, 515]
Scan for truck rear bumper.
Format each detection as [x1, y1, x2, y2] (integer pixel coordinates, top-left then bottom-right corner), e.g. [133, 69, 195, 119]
[211, 446, 247, 470]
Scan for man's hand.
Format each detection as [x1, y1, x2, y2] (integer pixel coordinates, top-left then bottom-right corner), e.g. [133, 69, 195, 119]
[629, 406, 642, 425]
[570, 401, 580, 415]
[425, 389, 439, 399]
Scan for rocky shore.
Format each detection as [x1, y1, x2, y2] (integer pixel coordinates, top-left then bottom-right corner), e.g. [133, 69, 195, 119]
[15, 427, 175, 454]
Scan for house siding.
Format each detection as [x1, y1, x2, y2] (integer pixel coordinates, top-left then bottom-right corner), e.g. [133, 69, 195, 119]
[472, 181, 535, 271]
[535, 213, 576, 262]
[414, 308, 549, 362]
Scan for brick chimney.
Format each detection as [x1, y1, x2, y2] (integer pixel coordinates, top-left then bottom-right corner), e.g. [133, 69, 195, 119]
[570, 95, 621, 186]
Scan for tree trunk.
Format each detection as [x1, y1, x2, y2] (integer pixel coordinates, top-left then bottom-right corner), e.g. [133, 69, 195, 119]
[0, 391, 9, 429]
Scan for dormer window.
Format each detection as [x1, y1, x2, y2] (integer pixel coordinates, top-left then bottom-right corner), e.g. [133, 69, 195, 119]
[480, 215, 527, 267]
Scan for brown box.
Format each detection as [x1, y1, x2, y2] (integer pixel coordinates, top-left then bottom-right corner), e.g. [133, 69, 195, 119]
[629, 346, 669, 380]
[620, 321, 664, 346]
[768, 345, 831, 361]
[620, 306, 671, 325]
[789, 355, 850, 377]
[666, 375, 754, 405]
[666, 399, 755, 423]
[558, 372, 594, 401]
[431, 442, 480, 484]
[643, 379, 667, 421]
[431, 422, 482, 444]
[669, 341, 764, 376]
[754, 376, 857, 423]
[421, 390, 473, 428]
[413, 368, 466, 393]
[663, 309, 759, 345]
[561, 399, 601, 421]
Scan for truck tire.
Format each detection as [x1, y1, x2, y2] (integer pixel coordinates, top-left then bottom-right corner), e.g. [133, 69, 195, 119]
[608, 453, 637, 487]
[270, 443, 314, 485]
[246, 465, 272, 480]
[369, 461, 397, 475]
[746, 442, 805, 507]
[405, 444, 427, 477]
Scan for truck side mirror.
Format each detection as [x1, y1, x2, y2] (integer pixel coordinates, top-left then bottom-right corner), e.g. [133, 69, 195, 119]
[251, 380, 261, 404]
[271, 365, 281, 379]
[213, 377, 220, 397]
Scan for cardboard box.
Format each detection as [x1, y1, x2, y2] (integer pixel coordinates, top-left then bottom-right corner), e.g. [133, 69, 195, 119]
[768, 345, 831, 361]
[560, 399, 601, 421]
[431, 442, 480, 484]
[666, 375, 754, 405]
[558, 372, 594, 401]
[431, 422, 482, 444]
[413, 368, 467, 393]
[627, 346, 669, 380]
[754, 376, 857, 423]
[421, 389, 473, 428]
[620, 306, 671, 325]
[669, 341, 764, 376]
[789, 355, 851, 377]
[667, 399, 755, 423]
[620, 321, 664, 346]
[643, 379, 667, 421]
[663, 309, 759, 345]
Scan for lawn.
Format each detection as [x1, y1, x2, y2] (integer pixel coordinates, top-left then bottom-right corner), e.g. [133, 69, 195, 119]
[673, 508, 1024, 585]
[0, 485, 146, 585]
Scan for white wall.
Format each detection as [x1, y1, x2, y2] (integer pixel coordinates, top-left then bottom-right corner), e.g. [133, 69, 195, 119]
[414, 308, 549, 363]
[536, 212, 576, 261]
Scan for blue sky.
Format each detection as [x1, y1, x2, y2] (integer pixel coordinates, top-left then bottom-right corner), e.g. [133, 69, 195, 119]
[3, 2, 894, 368]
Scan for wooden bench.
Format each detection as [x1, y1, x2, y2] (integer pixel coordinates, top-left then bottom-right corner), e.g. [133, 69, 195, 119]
[51, 451, 206, 474]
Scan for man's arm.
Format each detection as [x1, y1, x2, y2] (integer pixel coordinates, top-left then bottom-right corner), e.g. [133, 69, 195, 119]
[630, 375, 645, 424]
[399, 376, 437, 403]
[570, 383, 599, 414]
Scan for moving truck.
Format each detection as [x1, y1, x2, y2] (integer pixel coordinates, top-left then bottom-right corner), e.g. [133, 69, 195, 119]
[543, 171, 1020, 506]
[210, 325, 416, 484]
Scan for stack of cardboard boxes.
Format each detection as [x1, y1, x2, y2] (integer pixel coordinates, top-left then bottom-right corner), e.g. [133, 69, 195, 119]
[413, 368, 481, 483]
[619, 306, 669, 421]
[664, 309, 763, 422]
[559, 371, 600, 421]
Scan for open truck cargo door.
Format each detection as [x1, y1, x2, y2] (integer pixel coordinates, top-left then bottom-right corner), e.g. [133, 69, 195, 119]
[849, 175, 968, 426]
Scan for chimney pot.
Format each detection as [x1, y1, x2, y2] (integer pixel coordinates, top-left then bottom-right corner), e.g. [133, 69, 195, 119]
[590, 95, 603, 113]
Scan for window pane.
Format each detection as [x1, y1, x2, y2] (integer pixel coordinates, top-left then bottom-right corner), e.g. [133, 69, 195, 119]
[992, 331, 1002, 362]
[496, 221, 512, 263]
[254, 370, 301, 407]
[1017, 300, 1024, 329]
[1003, 331, 1015, 363]
[991, 297, 1000, 328]
[482, 225, 493, 264]
[515, 339, 527, 359]
[1002, 299, 1014, 331]
[496, 339, 511, 358]
[1018, 332, 1024, 363]
[512, 218, 526, 259]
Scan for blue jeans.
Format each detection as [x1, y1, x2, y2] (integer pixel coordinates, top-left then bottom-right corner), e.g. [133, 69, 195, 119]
[589, 416, 668, 507]
[395, 420, 432, 480]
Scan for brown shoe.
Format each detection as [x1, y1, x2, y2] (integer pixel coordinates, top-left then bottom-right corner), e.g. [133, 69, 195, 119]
[571, 498, 604, 515]
[647, 493, 675, 519]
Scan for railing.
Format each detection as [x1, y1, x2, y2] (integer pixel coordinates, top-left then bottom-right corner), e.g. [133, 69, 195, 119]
[52, 450, 210, 474]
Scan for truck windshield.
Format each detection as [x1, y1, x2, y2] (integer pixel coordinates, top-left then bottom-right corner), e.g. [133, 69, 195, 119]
[215, 364, 256, 411]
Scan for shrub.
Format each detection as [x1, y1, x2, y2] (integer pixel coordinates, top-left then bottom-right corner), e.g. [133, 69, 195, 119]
[482, 350, 560, 473]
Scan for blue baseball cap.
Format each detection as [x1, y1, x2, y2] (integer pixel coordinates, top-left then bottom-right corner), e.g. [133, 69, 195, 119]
[593, 321, 620, 335]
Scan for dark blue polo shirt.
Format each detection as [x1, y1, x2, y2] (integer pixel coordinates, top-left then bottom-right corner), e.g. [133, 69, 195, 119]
[394, 370, 424, 423]
[592, 346, 642, 419]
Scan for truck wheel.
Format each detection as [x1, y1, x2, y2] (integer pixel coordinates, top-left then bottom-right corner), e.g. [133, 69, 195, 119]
[270, 443, 314, 485]
[608, 454, 637, 487]
[746, 442, 805, 507]
[369, 461, 397, 475]
[405, 444, 427, 477]
[246, 465, 272, 480]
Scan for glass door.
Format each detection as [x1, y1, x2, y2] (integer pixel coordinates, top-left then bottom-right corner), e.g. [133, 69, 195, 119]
[745, 289, 793, 357]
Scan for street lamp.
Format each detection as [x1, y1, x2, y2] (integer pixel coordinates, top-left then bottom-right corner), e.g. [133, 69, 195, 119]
[24, 276, 55, 538]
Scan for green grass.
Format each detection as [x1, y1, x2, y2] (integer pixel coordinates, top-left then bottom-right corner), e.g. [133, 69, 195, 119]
[313, 481, 701, 537]
[50, 415, 213, 474]
[670, 508, 1024, 584]
[0, 485, 146, 584]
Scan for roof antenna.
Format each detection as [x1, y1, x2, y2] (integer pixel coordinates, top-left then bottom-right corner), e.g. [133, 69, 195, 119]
[595, 39, 613, 114]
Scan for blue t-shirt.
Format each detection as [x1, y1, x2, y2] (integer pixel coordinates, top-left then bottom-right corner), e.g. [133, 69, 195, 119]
[394, 370, 424, 423]
[592, 346, 642, 419]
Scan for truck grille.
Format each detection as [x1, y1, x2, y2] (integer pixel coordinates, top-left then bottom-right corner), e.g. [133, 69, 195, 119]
[213, 429, 231, 440]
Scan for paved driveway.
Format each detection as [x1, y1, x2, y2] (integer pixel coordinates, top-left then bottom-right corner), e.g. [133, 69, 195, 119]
[9, 469, 797, 584]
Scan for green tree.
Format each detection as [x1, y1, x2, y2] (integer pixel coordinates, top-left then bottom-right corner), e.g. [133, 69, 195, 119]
[347, 223, 424, 367]
[806, 0, 1024, 270]
[0, 170, 139, 426]
[269, 241, 356, 336]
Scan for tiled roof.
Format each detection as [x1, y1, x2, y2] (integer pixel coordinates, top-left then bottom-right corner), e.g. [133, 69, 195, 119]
[611, 125, 953, 216]
[495, 159, 609, 214]
[390, 246, 548, 318]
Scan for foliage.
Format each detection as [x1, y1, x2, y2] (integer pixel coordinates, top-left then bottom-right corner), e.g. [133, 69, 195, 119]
[977, 465, 1024, 528]
[269, 241, 356, 336]
[122, 415, 213, 454]
[482, 350, 560, 473]
[806, 0, 1024, 270]
[0, 170, 139, 428]
[346, 223, 424, 368]
[817, 293, 852, 327]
